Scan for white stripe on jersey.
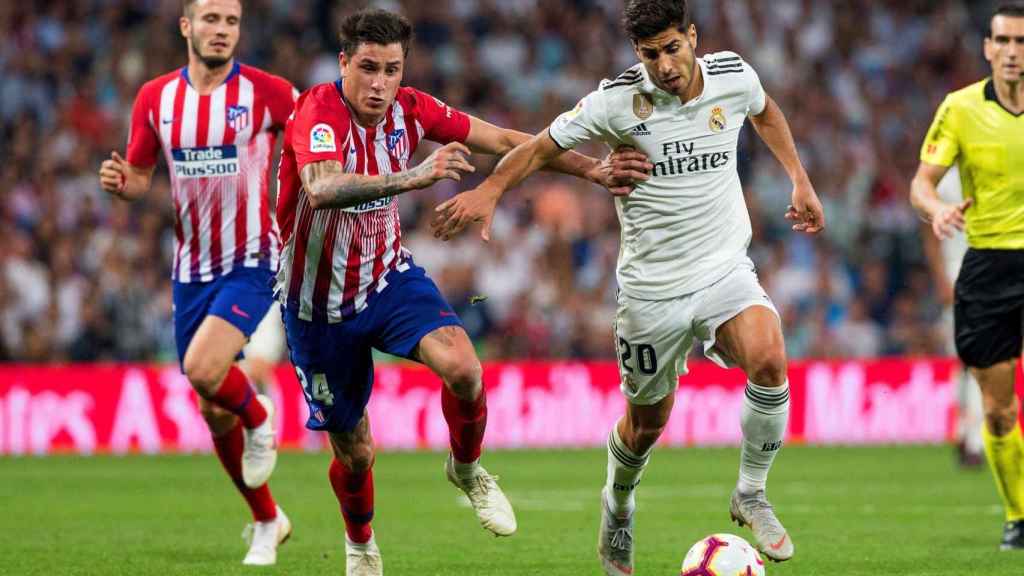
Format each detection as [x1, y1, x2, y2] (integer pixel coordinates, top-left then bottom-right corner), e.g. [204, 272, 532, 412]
[159, 79, 177, 145]
[298, 200, 325, 320]
[180, 88, 199, 147]
[238, 76, 262, 269]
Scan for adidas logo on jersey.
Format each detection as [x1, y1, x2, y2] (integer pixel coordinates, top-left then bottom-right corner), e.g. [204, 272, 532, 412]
[630, 123, 651, 136]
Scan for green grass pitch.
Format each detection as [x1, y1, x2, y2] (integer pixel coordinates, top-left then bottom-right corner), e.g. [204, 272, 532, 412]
[2, 446, 1017, 575]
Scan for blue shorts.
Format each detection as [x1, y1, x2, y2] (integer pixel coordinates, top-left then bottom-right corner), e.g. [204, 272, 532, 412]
[283, 263, 462, 433]
[172, 267, 276, 370]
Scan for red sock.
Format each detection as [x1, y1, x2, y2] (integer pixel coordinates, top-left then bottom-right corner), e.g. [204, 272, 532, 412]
[442, 386, 487, 464]
[212, 421, 277, 522]
[208, 365, 267, 429]
[329, 458, 374, 544]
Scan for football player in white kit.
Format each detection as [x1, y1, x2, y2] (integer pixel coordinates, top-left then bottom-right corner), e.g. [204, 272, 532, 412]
[431, 0, 824, 571]
[920, 165, 984, 468]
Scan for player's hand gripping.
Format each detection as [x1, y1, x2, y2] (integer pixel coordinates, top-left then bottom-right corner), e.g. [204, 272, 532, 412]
[432, 185, 499, 242]
[408, 142, 475, 190]
[99, 151, 129, 197]
[785, 179, 825, 234]
[589, 145, 653, 196]
[930, 198, 973, 240]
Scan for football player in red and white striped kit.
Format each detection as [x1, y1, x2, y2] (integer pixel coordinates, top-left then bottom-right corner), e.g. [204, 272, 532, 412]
[98, 0, 295, 565]
[275, 8, 649, 575]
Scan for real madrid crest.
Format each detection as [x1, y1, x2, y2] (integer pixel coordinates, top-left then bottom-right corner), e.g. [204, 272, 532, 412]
[709, 106, 727, 133]
[633, 93, 654, 120]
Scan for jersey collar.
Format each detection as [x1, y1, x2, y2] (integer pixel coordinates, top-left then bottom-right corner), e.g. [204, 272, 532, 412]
[180, 60, 240, 89]
[984, 78, 1024, 117]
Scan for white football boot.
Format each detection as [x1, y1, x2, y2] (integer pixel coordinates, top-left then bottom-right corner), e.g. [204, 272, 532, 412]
[242, 394, 278, 489]
[346, 534, 383, 576]
[730, 489, 794, 561]
[597, 489, 634, 576]
[242, 506, 292, 566]
[445, 454, 517, 536]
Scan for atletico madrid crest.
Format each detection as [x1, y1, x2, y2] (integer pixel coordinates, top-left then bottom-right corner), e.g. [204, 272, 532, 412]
[387, 128, 407, 159]
[227, 105, 250, 132]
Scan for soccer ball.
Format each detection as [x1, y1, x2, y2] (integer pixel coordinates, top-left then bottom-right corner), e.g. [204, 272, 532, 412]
[680, 534, 765, 576]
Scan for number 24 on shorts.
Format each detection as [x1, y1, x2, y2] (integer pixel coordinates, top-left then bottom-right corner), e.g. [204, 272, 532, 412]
[294, 368, 335, 406]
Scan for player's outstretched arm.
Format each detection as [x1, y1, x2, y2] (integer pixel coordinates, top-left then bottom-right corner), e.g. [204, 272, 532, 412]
[464, 117, 650, 195]
[749, 96, 825, 234]
[301, 142, 475, 210]
[431, 129, 564, 242]
[98, 151, 154, 201]
[910, 161, 972, 240]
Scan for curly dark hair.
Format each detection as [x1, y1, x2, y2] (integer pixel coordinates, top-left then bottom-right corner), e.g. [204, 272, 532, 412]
[622, 0, 691, 42]
[339, 8, 414, 57]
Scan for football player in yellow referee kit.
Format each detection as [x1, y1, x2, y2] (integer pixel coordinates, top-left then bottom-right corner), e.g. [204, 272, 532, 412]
[911, 1, 1024, 551]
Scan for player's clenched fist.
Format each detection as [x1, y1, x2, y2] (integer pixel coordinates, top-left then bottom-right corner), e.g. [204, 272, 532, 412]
[98, 151, 128, 196]
[409, 142, 475, 190]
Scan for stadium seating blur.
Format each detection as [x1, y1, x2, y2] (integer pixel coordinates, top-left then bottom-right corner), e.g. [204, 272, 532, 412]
[0, 0, 995, 363]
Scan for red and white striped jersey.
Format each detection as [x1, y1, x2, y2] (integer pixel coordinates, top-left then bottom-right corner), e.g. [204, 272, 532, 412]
[276, 80, 470, 323]
[126, 62, 297, 283]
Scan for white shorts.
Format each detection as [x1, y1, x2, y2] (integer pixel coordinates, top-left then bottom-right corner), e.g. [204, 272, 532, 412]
[244, 302, 287, 362]
[614, 261, 779, 405]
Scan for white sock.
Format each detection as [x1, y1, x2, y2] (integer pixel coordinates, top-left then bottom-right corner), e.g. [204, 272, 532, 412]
[738, 380, 790, 494]
[605, 423, 650, 518]
[452, 455, 481, 478]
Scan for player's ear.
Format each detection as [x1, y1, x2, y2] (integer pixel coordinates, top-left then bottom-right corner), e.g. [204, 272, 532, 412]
[687, 23, 697, 48]
[179, 16, 191, 40]
[338, 52, 349, 74]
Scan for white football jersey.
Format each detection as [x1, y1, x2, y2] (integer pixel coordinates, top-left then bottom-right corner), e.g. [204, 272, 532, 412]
[549, 51, 767, 300]
[936, 165, 967, 282]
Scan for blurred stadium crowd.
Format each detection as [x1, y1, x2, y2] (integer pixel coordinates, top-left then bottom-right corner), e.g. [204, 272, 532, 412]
[0, 0, 996, 363]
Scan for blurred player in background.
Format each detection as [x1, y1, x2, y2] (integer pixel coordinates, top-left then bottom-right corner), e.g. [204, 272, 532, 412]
[433, 0, 824, 570]
[97, 0, 296, 565]
[911, 1, 1024, 551]
[919, 165, 984, 469]
[275, 8, 647, 575]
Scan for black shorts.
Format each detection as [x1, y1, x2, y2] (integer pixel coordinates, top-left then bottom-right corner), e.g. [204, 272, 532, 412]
[954, 248, 1024, 368]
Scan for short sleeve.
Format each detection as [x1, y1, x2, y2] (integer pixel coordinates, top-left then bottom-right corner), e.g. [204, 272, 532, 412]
[411, 89, 470, 144]
[920, 96, 959, 167]
[266, 76, 299, 130]
[290, 92, 351, 171]
[125, 88, 160, 168]
[548, 89, 608, 150]
[745, 62, 767, 117]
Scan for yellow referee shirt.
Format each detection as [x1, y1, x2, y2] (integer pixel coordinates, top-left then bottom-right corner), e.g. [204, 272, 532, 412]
[921, 78, 1024, 249]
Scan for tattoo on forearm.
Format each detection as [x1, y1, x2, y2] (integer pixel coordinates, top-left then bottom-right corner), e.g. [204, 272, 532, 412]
[302, 160, 427, 209]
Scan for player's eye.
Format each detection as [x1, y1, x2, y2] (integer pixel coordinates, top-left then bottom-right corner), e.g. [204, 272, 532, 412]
[666, 44, 679, 54]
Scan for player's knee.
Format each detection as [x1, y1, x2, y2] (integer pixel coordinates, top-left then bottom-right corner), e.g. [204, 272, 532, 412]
[744, 347, 787, 388]
[183, 351, 227, 396]
[982, 395, 1018, 436]
[346, 443, 375, 474]
[442, 356, 483, 400]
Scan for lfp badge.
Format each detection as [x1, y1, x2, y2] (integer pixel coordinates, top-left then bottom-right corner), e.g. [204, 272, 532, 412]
[227, 105, 250, 132]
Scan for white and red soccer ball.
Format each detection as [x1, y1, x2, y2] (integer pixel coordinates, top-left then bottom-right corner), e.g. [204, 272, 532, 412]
[680, 534, 765, 576]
